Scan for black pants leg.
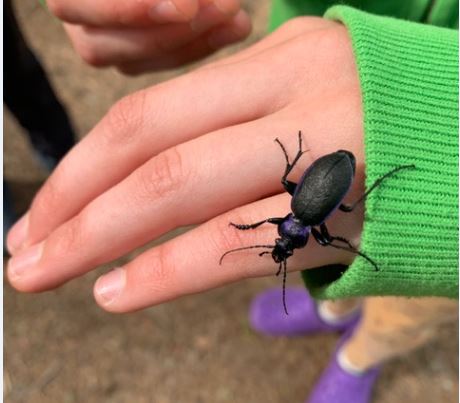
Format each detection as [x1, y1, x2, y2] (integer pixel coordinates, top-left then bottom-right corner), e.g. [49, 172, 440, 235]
[4, 0, 76, 169]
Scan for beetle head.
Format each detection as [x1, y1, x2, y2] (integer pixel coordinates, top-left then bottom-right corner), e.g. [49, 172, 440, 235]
[272, 238, 293, 263]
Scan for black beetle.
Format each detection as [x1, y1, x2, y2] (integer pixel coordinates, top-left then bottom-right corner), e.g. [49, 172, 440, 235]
[220, 131, 415, 314]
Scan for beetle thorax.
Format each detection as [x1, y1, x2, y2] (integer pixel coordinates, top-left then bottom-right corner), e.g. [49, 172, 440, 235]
[278, 214, 310, 249]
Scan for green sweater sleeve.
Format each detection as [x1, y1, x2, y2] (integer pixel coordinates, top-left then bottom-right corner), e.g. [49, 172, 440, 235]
[298, 6, 459, 299]
[269, 0, 459, 30]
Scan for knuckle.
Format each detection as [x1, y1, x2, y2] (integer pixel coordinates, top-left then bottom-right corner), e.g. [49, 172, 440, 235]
[103, 90, 147, 145]
[64, 26, 100, 67]
[76, 42, 107, 67]
[308, 24, 349, 52]
[134, 247, 175, 294]
[31, 178, 62, 227]
[134, 147, 188, 201]
[78, 46, 106, 68]
[66, 27, 110, 67]
[47, 213, 86, 258]
[213, 212, 257, 257]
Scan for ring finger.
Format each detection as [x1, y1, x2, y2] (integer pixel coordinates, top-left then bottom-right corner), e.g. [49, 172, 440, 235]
[93, 192, 355, 312]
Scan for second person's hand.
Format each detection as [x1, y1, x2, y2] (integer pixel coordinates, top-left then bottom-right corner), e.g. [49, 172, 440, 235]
[47, 0, 252, 73]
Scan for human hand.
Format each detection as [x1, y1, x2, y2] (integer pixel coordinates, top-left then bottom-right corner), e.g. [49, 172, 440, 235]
[47, 0, 251, 74]
[7, 17, 364, 312]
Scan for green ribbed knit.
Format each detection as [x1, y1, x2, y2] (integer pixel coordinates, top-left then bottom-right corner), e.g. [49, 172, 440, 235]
[269, 0, 459, 30]
[271, 4, 459, 299]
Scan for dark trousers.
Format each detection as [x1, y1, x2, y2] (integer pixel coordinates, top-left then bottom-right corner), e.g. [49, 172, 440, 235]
[4, 0, 75, 168]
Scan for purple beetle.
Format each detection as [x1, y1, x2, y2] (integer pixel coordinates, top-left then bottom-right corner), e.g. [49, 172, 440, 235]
[220, 132, 414, 314]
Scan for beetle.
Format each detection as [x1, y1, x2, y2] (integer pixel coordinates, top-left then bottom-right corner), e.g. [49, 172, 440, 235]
[220, 131, 415, 314]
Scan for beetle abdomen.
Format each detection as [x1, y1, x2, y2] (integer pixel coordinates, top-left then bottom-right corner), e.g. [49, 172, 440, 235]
[291, 151, 355, 225]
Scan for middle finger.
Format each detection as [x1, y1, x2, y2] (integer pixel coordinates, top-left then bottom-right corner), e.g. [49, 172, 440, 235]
[21, 56, 290, 250]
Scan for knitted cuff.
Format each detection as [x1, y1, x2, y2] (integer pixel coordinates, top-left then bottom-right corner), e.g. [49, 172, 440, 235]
[302, 6, 459, 299]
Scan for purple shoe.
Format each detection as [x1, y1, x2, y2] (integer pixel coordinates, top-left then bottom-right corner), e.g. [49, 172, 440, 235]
[306, 329, 380, 403]
[249, 287, 360, 337]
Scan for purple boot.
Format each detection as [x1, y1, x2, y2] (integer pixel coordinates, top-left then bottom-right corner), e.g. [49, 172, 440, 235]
[249, 287, 360, 337]
[306, 328, 380, 403]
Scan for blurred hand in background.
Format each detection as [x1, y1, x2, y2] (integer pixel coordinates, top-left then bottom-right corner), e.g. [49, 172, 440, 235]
[46, 0, 252, 74]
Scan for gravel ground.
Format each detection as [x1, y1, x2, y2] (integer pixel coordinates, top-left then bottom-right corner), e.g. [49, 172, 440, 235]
[4, 1, 458, 402]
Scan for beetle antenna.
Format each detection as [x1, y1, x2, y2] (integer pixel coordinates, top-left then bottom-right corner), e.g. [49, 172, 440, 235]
[219, 245, 275, 265]
[282, 260, 289, 315]
[274, 261, 288, 311]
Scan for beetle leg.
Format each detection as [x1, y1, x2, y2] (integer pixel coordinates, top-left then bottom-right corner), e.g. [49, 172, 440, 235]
[312, 225, 379, 271]
[276, 261, 282, 276]
[275, 131, 307, 195]
[318, 223, 332, 240]
[338, 203, 353, 212]
[312, 224, 343, 246]
[283, 131, 305, 175]
[229, 217, 284, 230]
[319, 224, 355, 249]
[326, 242, 379, 272]
[331, 236, 355, 250]
[258, 251, 272, 257]
[339, 164, 416, 213]
[282, 180, 298, 195]
[311, 227, 327, 245]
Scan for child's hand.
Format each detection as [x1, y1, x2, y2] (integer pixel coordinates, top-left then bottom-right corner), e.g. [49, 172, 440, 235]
[7, 18, 364, 312]
[47, 0, 251, 74]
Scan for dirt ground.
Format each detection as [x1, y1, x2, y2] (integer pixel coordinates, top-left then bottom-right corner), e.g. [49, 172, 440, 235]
[4, 1, 459, 402]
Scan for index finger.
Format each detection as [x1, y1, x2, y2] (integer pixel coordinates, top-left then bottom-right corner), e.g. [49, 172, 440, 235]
[6, 55, 289, 253]
[47, 0, 239, 27]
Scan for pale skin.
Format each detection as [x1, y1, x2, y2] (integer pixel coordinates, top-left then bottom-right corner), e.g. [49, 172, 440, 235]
[7, 12, 365, 316]
[48, 0, 253, 74]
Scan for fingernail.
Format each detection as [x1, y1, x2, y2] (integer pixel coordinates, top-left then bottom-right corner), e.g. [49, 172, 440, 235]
[7, 213, 29, 254]
[149, 1, 183, 22]
[95, 268, 126, 305]
[8, 242, 43, 279]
